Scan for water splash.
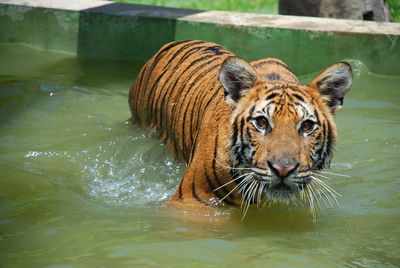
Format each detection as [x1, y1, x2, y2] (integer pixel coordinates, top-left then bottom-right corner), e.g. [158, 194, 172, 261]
[78, 132, 183, 208]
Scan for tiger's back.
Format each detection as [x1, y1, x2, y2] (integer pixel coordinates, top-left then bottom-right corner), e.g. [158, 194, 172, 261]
[129, 40, 234, 162]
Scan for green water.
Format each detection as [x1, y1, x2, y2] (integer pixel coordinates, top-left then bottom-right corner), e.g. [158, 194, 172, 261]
[0, 44, 399, 267]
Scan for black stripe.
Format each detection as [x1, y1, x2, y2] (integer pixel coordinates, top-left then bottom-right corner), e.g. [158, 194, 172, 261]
[269, 84, 287, 91]
[246, 126, 252, 140]
[189, 89, 206, 139]
[314, 109, 320, 122]
[292, 93, 305, 102]
[178, 180, 183, 199]
[250, 148, 257, 163]
[133, 62, 152, 123]
[192, 84, 221, 145]
[145, 70, 167, 125]
[205, 45, 230, 55]
[131, 61, 150, 112]
[190, 81, 219, 145]
[197, 86, 222, 123]
[169, 55, 216, 118]
[314, 144, 324, 170]
[138, 40, 191, 117]
[152, 43, 206, 119]
[158, 73, 181, 138]
[248, 105, 255, 117]
[175, 61, 220, 160]
[274, 100, 284, 115]
[231, 117, 239, 148]
[296, 101, 308, 112]
[319, 121, 328, 169]
[239, 118, 245, 142]
[285, 91, 294, 101]
[166, 41, 206, 66]
[162, 56, 220, 157]
[192, 178, 211, 206]
[180, 64, 220, 161]
[266, 93, 279, 101]
[153, 42, 206, 130]
[326, 121, 334, 161]
[245, 127, 255, 162]
[168, 54, 219, 114]
[149, 41, 206, 127]
[205, 168, 235, 205]
[212, 134, 235, 202]
[231, 169, 243, 188]
[286, 103, 298, 116]
[288, 85, 304, 93]
[160, 40, 193, 55]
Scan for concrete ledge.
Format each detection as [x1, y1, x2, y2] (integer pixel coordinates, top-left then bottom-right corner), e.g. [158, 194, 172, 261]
[1, 0, 399, 75]
[181, 11, 400, 35]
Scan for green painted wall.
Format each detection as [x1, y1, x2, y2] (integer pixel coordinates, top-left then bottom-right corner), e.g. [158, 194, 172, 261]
[0, 4, 79, 53]
[175, 20, 400, 75]
[0, 3, 399, 76]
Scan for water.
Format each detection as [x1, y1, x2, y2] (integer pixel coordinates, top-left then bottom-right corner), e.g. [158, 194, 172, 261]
[0, 43, 399, 267]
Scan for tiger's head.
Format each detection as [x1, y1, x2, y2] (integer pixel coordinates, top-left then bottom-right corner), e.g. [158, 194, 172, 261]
[219, 57, 352, 206]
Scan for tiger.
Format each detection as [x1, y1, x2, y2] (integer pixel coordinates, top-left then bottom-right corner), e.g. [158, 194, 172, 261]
[128, 40, 352, 213]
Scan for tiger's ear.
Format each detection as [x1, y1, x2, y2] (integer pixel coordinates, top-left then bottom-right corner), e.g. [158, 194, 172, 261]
[219, 57, 257, 108]
[310, 62, 353, 115]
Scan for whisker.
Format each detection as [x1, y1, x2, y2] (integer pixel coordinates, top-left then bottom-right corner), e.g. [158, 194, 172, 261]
[315, 185, 333, 207]
[250, 181, 259, 206]
[213, 156, 254, 171]
[313, 176, 341, 198]
[311, 176, 341, 206]
[305, 185, 314, 219]
[307, 182, 320, 220]
[319, 183, 337, 207]
[299, 184, 306, 202]
[241, 201, 251, 221]
[311, 172, 332, 180]
[213, 172, 249, 191]
[256, 181, 266, 207]
[320, 171, 351, 178]
[311, 183, 323, 211]
[240, 180, 257, 221]
[310, 177, 333, 207]
[240, 180, 256, 209]
[219, 175, 251, 202]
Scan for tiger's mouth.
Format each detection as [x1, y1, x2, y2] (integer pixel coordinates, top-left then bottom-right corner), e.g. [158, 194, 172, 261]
[264, 176, 312, 201]
[240, 170, 313, 202]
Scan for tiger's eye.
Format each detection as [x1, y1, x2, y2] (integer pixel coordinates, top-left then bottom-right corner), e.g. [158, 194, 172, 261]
[300, 120, 315, 134]
[255, 116, 269, 129]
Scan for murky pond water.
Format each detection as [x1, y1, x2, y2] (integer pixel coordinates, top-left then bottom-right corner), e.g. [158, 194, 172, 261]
[1, 44, 399, 267]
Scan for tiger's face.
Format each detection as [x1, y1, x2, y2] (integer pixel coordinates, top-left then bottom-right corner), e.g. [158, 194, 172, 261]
[219, 57, 352, 204]
[231, 83, 334, 202]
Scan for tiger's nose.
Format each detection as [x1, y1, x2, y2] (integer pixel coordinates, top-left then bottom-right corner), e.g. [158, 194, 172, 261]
[268, 161, 299, 178]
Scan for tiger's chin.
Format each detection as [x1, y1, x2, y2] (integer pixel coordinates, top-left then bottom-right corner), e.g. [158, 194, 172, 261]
[264, 185, 302, 203]
[256, 175, 312, 203]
